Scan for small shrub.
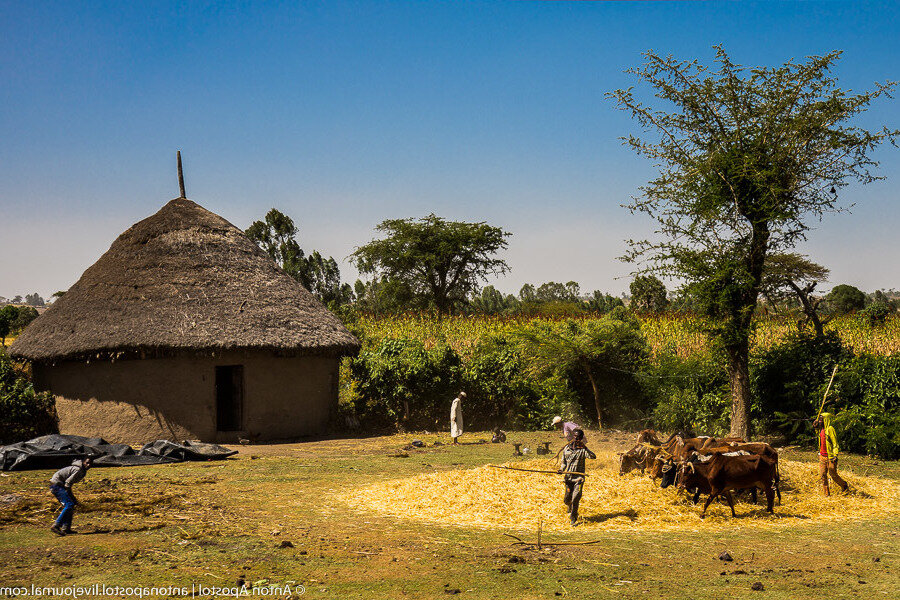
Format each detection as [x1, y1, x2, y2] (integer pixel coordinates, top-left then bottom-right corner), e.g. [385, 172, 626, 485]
[861, 302, 895, 326]
[0, 348, 57, 444]
[831, 406, 900, 460]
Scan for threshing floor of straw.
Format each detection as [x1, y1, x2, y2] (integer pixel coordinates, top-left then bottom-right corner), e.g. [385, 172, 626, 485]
[343, 451, 900, 533]
[2, 431, 899, 599]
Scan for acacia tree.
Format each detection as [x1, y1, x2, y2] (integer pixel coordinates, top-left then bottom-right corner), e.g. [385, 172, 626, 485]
[610, 47, 897, 438]
[351, 214, 510, 315]
[761, 253, 830, 337]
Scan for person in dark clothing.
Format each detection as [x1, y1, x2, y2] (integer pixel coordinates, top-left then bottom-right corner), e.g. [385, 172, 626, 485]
[49, 457, 92, 536]
[558, 428, 595, 526]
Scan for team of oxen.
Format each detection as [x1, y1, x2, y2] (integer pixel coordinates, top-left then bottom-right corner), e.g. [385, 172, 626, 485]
[618, 430, 781, 518]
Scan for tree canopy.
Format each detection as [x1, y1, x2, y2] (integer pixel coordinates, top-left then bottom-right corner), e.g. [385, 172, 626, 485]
[0, 306, 13, 346]
[246, 209, 352, 308]
[515, 310, 648, 427]
[351, 214, 510, 315]
[827, 284, 867, 314]
[629, 275, 669, 312]
[611, 47, 898, 437]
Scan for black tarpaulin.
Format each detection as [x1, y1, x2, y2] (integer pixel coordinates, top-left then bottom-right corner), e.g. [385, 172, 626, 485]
[0, 434, 237, 471]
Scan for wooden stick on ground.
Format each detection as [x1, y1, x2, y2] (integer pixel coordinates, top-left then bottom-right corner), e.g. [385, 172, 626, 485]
[488, 465, 588, 477]
[505, 536, 605, 547]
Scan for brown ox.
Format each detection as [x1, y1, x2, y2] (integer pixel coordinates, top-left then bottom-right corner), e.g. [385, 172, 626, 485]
[618, 444, 661, 475]
[673, 436, 747, 461]
[648, 435, 745, 479]
[689, 442, 781, 504]
[677, 453, 777, 517]
[636, 429, 662, 446]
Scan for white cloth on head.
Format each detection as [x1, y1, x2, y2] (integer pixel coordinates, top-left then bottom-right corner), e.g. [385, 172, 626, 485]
[450, 396, 464, 438]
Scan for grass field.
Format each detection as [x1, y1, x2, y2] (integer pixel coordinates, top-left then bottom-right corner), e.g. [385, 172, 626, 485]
[2, 432, 898, 599]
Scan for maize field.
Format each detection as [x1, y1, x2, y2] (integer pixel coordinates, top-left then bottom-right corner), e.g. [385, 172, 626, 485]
[354, 313, 900, 358]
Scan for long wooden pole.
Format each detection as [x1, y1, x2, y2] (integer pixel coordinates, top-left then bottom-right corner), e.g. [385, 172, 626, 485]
[816, 364, 839, 418]
[177, 151, 186, 198]
[488, 464, 588, 477]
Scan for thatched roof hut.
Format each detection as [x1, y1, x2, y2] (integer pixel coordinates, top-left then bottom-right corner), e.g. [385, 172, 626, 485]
[12, 197, 359, 362]
[11, 197, 360, 443]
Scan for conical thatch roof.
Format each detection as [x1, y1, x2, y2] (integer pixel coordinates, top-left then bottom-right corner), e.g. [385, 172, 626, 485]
[11, 198, 360, 362]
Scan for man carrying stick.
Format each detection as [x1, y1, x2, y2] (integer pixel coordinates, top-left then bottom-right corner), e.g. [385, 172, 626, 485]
[558, 428, 595, 526]
[815, 413, 849, 496]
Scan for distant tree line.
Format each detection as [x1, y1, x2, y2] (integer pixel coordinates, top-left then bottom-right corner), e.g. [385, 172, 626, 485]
[0, 293, 46, 307]
[244, 208, 896, 326]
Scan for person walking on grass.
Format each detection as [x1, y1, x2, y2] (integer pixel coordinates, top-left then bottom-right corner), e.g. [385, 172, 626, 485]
[49, 457, 92, 536]
[558, 428, 595, 526]
[815, 412, 849, 496]
[450, 391, 465, 445]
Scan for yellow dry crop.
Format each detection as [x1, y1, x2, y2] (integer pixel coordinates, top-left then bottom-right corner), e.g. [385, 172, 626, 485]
[340, 452, 900, 533]
[354, 313, 900, 359]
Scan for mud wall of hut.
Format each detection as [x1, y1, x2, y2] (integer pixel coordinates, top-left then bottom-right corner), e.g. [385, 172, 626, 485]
[32, 352, 340, 443]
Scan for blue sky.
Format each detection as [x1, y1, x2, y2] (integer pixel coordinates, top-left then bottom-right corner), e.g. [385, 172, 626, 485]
[1, 1, 898, 299]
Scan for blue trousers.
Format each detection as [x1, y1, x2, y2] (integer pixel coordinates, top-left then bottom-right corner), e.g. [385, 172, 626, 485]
[50, 484, 76, 528]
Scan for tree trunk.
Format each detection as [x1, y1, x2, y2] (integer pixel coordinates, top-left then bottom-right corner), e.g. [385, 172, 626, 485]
[788, 280, 825, 338]
[585, 367, 603, 429]
[722, 217, 767, 440]
[726, 344, 751, 439]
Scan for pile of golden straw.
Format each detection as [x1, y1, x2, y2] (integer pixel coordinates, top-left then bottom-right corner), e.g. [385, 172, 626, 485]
[341, 450, 900, 533]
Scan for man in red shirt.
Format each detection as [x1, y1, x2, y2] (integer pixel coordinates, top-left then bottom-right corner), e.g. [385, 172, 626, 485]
[815, 413, 848, 496]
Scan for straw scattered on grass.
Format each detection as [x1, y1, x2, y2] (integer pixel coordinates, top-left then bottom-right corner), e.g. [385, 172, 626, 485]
[341, 451, 900, 533]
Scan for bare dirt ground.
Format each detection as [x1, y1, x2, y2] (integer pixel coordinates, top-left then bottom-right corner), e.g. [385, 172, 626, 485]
[1, 430, 898, 599]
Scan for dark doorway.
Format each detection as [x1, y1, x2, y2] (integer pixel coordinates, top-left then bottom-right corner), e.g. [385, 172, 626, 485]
[216, 365, 243, 431]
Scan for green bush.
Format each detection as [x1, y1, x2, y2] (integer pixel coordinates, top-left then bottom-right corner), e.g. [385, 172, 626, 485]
[861, 302, 894, 325]
[464, 334, 536, 428]
[752, 331, 847, 440]
[0, 348, 57, 444]
[646, 351, 730, 435]
[348, 337, 463, 430]
[831, 406, 900, 460]
[748, 330, 900, 457]
[828, 354, 900, 458]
